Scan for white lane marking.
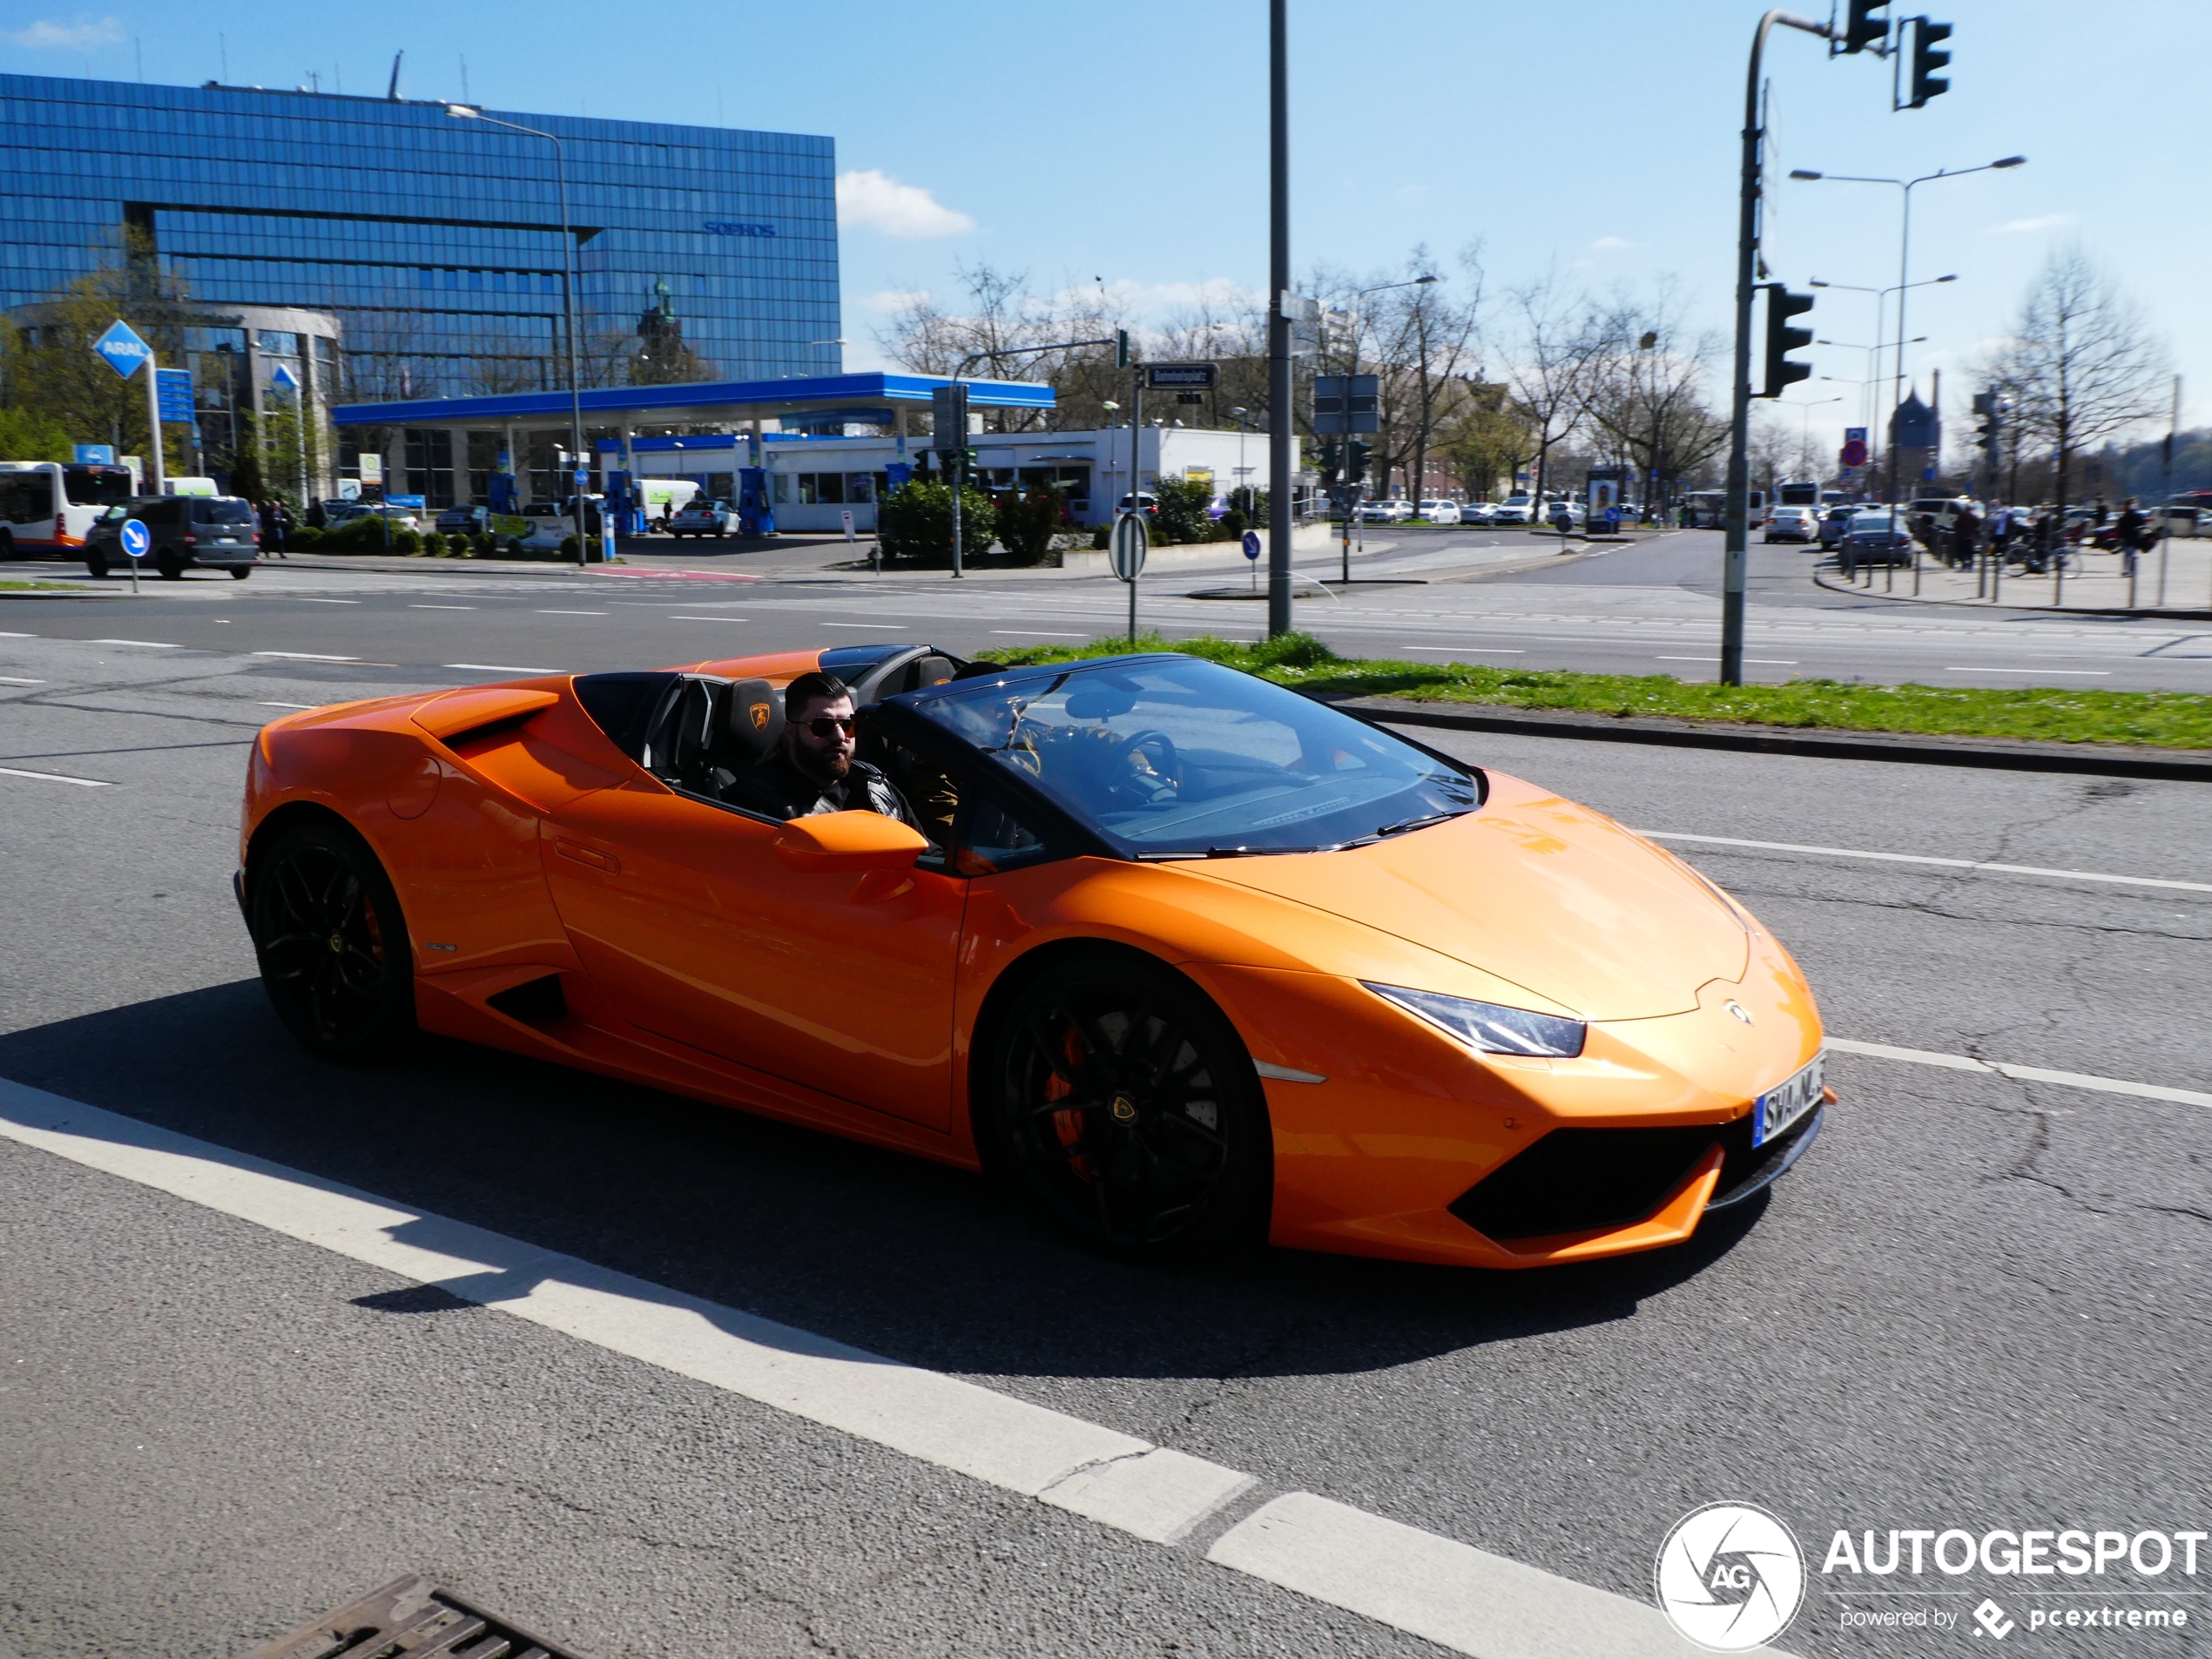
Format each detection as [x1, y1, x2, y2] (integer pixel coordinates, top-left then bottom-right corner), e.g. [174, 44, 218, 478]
[87, 638, 181, 648]
[996, 630, 1086, 637]
[1642, 832, 2212, 895]
[1211, 1493, 1710, 1659]
[1943, 667, 2110, 676]
[1654, 656, 1798, 664]
[293, 597, 358, 604]
[0, 675, 45, 685]
[668, 615, 751, 623]
[444, 663, 562, 674]
[0, 765, 111, 787]
[819, 622, 917, 630]
[0, 631, 35, 637]
[259, 701, 321, 711]
[536, 609, 609, 617]
[253, 651, 361, 663]
[1393, 645, 1527, 655]
[1828, 1038, 2212, 1109]
[410, 604, 477, 610]
[0, 1079, 1690, 1657]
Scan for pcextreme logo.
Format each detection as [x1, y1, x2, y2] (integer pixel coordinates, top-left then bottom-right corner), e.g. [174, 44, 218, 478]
[1655, 1502, 1807, 1650]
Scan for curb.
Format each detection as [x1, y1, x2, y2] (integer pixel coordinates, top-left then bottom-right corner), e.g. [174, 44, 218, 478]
[1811, 567, 2212, 622]
[1318, 694, 2212, 782]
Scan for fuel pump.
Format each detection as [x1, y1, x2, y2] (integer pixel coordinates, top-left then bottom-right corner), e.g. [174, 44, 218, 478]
[738, 468, 775, 537]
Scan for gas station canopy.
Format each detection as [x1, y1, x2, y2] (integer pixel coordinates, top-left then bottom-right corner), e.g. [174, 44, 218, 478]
[330, 371, 1054, 432]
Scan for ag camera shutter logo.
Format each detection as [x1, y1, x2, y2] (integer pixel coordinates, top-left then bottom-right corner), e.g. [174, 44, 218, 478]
[1655, 1502, 1806, 1649]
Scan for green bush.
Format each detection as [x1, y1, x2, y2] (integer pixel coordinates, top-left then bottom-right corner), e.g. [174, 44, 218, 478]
[558, 535, 581, 560]
[392, 527, 421, 556]
[470, 531, 494, 557]
[993, 486, 1062, 565]
[1090, 524, 1111, 550]
[422, 530, 447, 557]
[286, 525, 324, 550]
[878, 478, 995, 565]
[1150, 477, 1214, 545]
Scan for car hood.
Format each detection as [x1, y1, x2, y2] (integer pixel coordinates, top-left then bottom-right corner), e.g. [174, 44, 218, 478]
[1186, 772, 1748, 1019]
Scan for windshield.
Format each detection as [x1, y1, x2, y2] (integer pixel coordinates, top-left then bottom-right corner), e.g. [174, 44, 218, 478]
[63, 465, 136, 507]
[911, 656, 1480, 857]
[192, 497, 255, 525]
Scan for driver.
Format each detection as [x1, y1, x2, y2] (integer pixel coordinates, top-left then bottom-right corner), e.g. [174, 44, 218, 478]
[723, 671, 921, 827]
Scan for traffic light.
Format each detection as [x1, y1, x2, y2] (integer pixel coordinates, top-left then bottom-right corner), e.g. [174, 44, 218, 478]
[1318, 438, 1343, 479]
[1114, 328, 1131, 369]
[1971, 391, 2004, 453]
[1760, 285, 1814, 398]
[1346, 440, 1372, 482]
[1907, 17, 1952, 107]
[1841, 0, 1889, 54]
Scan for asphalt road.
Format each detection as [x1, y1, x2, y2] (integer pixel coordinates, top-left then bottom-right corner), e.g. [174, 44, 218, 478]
[5, 527, 2212, 694]
[2, 620, 2208, 1657]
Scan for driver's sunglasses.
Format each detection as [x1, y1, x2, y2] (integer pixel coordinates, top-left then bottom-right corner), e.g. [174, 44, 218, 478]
[803, 714, 858, 738]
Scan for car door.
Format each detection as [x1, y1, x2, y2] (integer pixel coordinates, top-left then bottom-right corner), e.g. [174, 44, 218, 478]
[540, 779, 967, 1132]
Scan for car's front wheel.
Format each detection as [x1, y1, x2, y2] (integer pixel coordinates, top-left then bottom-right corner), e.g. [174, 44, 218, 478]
[981, 953, 1271, 1261]
[250, 817, 415, 1062]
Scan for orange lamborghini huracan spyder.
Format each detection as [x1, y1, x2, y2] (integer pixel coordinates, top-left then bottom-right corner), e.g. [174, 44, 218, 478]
[237, 643, 1828, 1269]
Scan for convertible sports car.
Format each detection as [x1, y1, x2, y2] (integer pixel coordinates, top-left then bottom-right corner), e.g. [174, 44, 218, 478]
[237, 643, 1829, 1269]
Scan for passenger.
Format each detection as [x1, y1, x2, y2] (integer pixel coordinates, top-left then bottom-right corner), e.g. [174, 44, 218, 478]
[724, 671, 921, 827]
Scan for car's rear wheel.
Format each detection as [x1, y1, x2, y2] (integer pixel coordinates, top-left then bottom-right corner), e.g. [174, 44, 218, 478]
[85, 554, 108, 577]
[229, 565, 252, 580]
[251, 818, 415, 1062]
[982, 953, 1271, 1262]
[155, 550, 184, 579]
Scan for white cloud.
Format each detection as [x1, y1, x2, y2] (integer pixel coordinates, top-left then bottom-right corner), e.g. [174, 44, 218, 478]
[1589, 235, 1634, 253]
[1057, 276, 1265, 317]
[859, 287, 932, 315]
[835, 170, 975, 238]
[1987, 213, 2075, 235]
[3, 15, 124, 49]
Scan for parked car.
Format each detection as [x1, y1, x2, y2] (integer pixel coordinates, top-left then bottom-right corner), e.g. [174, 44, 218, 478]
[1459, 501, 1496, 526]
[669, 497, 743, 538]
[1492, 495, 1535, 525]
[1359, 499, 1398, 523]
[1817, 504, 1856, 550]
[1116, 493, 1160, 520]
[1764, 505, 1817, 544]
[1416, 499, 1462, 525]
[85, 494, 259, 580]
[1547, 499, 1586, 529]
[1838, 509, 1914, 574]
[435, 504, 489, 537]
[324, 500, 423, 535]
[2164, 502, 2209, 539]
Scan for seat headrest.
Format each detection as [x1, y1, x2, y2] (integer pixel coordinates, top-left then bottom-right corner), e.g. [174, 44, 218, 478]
[710, 677, 785, 772]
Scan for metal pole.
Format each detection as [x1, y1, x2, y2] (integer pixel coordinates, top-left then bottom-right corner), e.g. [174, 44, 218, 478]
[550, 134, 584, 569]
[142, 345, 165, 496]
[2160, 374, 2179, 609]
[1130, 369, 1142, 635]
[1265, 0, 1294, 637]
[1722, 17, 1776, 687]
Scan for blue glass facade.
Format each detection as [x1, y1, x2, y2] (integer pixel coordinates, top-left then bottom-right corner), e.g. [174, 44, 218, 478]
[0, 73, 840, 400]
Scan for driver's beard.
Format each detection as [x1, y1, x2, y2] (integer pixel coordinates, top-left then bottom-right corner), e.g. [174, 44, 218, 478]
[794, 743, 853, 786]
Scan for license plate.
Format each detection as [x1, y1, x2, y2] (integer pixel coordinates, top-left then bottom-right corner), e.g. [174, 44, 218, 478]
[1753, 1053, 1824, 1148]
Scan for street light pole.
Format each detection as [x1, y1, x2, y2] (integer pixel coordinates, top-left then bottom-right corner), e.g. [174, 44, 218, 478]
[1723, 10, 1835, 688]
[1266, 0, 1292, 637]
[449, 105, 586, 565]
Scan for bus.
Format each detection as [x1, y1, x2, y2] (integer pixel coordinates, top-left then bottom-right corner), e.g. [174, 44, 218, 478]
[0, 460, 142, 556]
[1777, 481, 1822, 508]
[1683, 489, 1765, 528]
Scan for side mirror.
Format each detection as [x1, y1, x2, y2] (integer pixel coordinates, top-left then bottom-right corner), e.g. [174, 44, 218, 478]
[772, 810, 927, 874]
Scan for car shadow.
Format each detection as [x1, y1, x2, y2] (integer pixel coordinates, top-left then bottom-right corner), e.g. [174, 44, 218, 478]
[0, 981, 1769, 1385]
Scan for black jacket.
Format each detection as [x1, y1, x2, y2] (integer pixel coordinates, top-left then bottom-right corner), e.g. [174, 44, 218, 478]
[722, 750, 921, 828]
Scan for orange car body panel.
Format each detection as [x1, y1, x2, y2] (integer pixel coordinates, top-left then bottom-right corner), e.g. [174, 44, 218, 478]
[239, 649, 1826, 1269]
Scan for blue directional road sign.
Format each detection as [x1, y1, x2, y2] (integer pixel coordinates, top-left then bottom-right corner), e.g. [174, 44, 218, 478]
[156, 368, 195, 422]
[74, 443, 116, 465]
[1242, 529, 1262, 561]
[92, 319, 152, 378]
[118, 518, 151, 560]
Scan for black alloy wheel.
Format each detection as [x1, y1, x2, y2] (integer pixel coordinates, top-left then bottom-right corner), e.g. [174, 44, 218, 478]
[251, 818, 415, 1062]
[229, 565, 252, 579]
[154, 550, 184, 579]
[986, 954, 1271, 1261]
[85, 554, 108, 577]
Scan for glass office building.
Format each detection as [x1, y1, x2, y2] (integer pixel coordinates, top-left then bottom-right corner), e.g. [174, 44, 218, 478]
[0, 73, 841, 404]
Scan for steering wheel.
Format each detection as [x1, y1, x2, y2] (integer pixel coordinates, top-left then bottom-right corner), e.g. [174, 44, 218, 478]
[1108, 728, 1183, 805]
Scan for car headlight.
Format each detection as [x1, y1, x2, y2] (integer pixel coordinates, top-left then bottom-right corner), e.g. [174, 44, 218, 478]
[1363, 982, 1586, 1058]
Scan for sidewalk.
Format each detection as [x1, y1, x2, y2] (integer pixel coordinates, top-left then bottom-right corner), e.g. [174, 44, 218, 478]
[1815, 537, 2212, 617]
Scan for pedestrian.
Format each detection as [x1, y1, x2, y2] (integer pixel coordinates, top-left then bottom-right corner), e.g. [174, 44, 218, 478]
[1990, 502, 2013, 563]
[272, 498, 293, 557]
[256, 498, 280, 556]
[306, 496, 327, 530]
[1951, 502, 1980, 570]
[2114, 497, 2148, 579]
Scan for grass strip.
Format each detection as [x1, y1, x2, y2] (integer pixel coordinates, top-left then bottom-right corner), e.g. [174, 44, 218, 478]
[985, 631, 2212, 751]
[0, 579, 88, 593]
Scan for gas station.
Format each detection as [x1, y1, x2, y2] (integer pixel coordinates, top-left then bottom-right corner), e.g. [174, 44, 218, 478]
[329, 373, 1055, 539]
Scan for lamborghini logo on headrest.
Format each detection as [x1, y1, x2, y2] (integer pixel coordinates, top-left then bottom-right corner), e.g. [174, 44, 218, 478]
[748, 702, 771, 732]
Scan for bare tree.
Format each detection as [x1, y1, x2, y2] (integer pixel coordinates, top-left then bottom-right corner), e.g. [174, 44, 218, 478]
[1997, 244, 2168, 512]
[1502, 272, 1602, 508]
[1577, 279, 1728, 513]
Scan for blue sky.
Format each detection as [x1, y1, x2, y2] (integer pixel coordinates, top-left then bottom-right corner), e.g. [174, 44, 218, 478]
[9, 0, 2205, 456]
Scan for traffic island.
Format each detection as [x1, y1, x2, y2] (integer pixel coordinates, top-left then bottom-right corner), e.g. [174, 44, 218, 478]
[1815, 537, 2212, 619]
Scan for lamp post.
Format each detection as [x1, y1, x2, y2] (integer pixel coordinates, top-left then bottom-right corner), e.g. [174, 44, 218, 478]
[449, 104, 587, 566]
[1781, 395, 1843, 481]
[1339, 273, 1437, 581]
[1789, 158, 2026, 508]
[1229, 406, 1251, 518]
[1811, 274, 1952, 453]
[1817, 334, 1926, 435]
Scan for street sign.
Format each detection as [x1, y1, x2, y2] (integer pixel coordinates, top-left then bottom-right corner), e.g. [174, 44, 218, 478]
[1840, 436, 1869, 469]
[118, 518, 150, 560]
[1241, 529, 1262, 561]
[1144, 362, 1217, 390]
[91, 319, 151, 378]
[1175, 392, 1204, 406]
[931, 382, 970, 451]
[269, 363, 299, 395]
[73, 443, 116, 465]
[840, 509, 855, 543]
[156, 368, 195, 423]
[1312, 374, 1379, 435]
[1109, 510, 1149, 581]
[359, 455, 384, 486]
